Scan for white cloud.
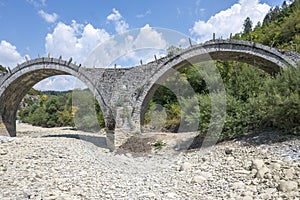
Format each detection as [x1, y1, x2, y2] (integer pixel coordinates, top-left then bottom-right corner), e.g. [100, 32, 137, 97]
[115, 21, 129, 35]
[190, 0, 270, 42]
[134, 24, 167, 50]
[33, 75, 86, 91]
[136, 10, 151, 18]
[107, 8, 129, 34]
[45, 20, 110, 63]
[107, 8, 122, 21]
[27, 0, 46, 8]
[41, 21, 110, 91]
[38, 10, 58, 23]
[0, 40, 25, 68]
[84, 24, 168, 68]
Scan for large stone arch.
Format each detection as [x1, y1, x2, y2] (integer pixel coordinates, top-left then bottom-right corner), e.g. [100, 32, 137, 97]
[136, 39, 300, 127]
[0, 57, 107, 137]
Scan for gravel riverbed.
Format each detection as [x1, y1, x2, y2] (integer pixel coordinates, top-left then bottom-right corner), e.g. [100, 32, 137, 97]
[0, 123, 299, 199]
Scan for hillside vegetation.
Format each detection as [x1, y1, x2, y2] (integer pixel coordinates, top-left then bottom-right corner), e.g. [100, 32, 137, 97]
[234, 0, 300, 52]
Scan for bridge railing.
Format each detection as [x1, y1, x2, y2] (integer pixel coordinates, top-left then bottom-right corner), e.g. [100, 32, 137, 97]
[0, 57, 81, 86]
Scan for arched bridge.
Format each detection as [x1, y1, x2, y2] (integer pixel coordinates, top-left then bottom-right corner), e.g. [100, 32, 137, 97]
[1, 39, 299, 150]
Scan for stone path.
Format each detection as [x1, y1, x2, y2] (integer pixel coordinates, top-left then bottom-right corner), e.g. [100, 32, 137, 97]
[0, 123, 299, 199]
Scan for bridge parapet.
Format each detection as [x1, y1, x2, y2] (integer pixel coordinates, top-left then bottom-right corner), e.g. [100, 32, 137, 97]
[0, 57, 81, 86]
[282, 50, 300, 64]
[202, 39, 300, 68]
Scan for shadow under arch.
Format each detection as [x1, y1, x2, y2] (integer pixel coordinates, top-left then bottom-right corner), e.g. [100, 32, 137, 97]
[0, 57, 107, 137]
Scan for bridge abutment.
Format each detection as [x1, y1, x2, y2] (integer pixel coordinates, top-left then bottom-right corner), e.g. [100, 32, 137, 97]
[105, 105, 141, 151]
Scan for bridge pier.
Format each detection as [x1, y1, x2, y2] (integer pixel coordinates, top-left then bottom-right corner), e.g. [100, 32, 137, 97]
[105, 105, 141, 151]
[105, 130, 116, 151]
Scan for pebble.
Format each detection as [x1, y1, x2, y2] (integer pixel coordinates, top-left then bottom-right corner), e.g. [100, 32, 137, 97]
[256, 166, 270, 179]
[251, 159, 265, 170]
[232, 181, 245, 189]
[0, 149, 8, 155]
[269, 162, 281, 170]
[278, 180, 298, 192]
[179, 162, 192, 171]
[165, 192, 178, 198]
[283, 168, 294, 180]
[225, 146, 235, 155]
[0, 136, 14, 143]
[191, 175, 207, 184]
[242, 196, 253, 200]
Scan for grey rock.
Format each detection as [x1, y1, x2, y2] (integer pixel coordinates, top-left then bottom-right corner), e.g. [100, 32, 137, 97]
[179, 162, 192, 171]
[252, 159, 265, 170]
[256, 166, 270, 179]
[225, 146, 235, 155]
[232, 181, 245, 189]
[269, 162, 281, 171]
[165, 192, 178, 199]
[242, 196, 253, 200]
[283, 168, 294, 180]
[278, 181, 298, 192]
[191, 176, 207, 184]
[0, 149, 8, 155]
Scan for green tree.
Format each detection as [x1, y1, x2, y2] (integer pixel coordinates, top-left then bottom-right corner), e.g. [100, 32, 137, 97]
[0, 64, 7, 73]
[243, 17, 253, 34]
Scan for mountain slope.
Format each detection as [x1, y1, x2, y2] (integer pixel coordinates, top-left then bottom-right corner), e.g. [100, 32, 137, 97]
[234, 0, 300, 53]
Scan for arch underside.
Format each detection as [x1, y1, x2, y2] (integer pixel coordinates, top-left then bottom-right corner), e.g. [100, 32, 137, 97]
[0, 69, 68, 136]
[0, 68, 104, 137]
[208, 51, 282, 73]
[139, 50, 285, 125]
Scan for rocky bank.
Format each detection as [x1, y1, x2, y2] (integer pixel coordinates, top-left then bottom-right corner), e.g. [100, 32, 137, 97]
[0, 123, 299, 199]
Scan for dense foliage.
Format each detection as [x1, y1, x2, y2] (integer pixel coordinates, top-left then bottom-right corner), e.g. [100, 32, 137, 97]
[18, 89, 105, 131]
[19, 91, 74, 127]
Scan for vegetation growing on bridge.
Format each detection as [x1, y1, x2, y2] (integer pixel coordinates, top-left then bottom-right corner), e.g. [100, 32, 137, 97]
[0, 64, 7, 73]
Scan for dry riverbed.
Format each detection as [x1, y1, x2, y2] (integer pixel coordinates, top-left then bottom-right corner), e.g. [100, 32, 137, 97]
[0, 122, 299, 199]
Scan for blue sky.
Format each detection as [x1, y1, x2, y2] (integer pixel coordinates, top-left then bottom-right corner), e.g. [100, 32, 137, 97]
[0, 0, 286, 90]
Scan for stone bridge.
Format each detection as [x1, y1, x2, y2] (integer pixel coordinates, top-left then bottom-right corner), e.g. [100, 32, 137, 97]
[1, 39, 299, 150]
